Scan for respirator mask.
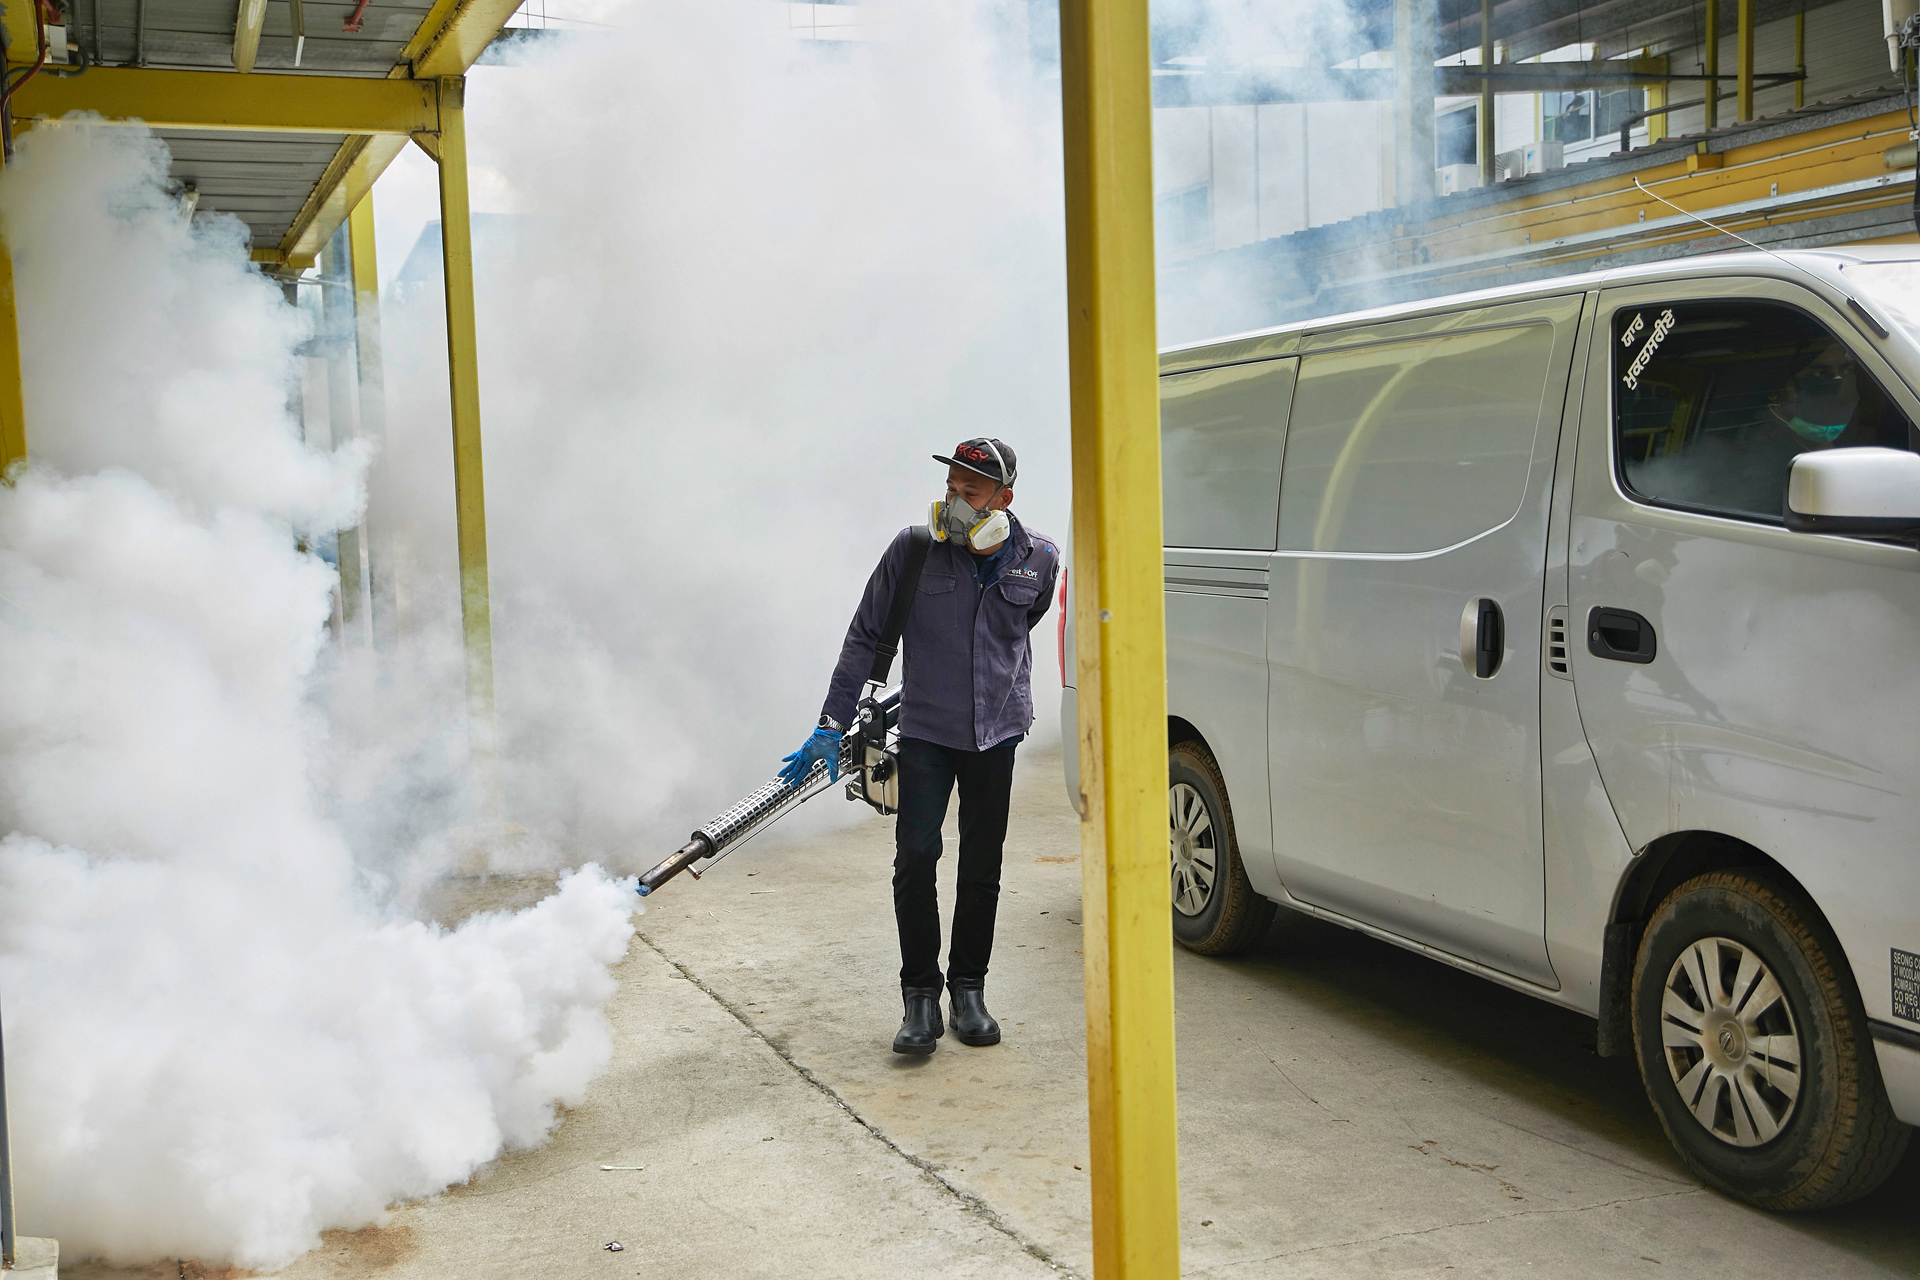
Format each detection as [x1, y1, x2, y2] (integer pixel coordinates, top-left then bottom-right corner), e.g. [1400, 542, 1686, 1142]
[929, 439, 1013, 550]
[930, 492, 1011, 550]
[1773, 362, 1859, 445]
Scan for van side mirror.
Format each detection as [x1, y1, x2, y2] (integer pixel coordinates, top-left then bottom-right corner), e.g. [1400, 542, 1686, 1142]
[1784, 447, 1920, 540]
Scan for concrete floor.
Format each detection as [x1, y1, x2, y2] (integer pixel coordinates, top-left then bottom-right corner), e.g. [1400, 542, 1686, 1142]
[71, 744, 1920, 1278]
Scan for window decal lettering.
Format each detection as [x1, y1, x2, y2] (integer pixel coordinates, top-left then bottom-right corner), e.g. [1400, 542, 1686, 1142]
[1622, 308, 1676, 390]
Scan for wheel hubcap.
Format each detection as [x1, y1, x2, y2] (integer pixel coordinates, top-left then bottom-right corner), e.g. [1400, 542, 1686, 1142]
[1168, 781, 1217, 917]
[1659, 936, 1803, 1147]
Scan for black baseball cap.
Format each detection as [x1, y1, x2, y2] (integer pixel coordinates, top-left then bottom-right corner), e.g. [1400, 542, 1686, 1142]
[934, 438, 1017, 486]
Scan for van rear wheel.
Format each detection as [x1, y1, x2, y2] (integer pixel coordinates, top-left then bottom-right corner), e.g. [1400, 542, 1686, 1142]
[1631, 871, 1909, 1209]
[1169, 740, 1275, 956]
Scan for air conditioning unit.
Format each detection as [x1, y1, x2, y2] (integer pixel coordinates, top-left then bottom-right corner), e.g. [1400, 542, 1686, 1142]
[1436, 163, 1481, 195]
[1495, 140, 1565, 181]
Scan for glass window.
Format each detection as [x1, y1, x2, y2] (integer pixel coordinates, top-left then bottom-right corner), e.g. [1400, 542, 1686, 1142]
[1544, 91, 1593, 143]
[1161, 358, 1295, 550]
[1546, 87, 1644, 145]
[1436, 106, 1477, 168]
[1595, 86, 1646, 138]
[1613, 301, 1918, 522]
[1276, 325, 1554, 554]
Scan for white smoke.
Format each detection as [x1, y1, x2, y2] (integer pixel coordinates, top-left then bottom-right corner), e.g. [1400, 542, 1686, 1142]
[0, 125, 638, 1268]
[358, 0, 1072, 865]
[0, 0, 1071, 1268]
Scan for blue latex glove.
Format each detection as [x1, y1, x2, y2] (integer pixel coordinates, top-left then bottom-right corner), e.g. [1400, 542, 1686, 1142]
[779, 727, 842, 787]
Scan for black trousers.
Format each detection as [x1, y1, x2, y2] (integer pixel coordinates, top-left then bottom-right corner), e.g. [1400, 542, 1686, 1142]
[893, 734, 1020, 990]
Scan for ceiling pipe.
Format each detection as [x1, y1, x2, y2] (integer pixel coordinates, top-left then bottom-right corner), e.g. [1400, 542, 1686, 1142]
[233, 0, 266, 72]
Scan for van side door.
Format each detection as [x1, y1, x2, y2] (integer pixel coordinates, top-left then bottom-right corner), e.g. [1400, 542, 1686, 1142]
[1160, 356, 1297, 905]
[1569, 280, 1920, 1033]
[1265, 294, 1584, 987]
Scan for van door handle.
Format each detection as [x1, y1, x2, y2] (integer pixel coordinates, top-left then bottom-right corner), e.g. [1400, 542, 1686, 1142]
[1587, 607, 1657, 664]
[1460, 597, 1504, 678]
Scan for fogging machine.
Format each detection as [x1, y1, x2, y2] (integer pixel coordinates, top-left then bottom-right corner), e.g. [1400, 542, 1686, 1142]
[637, 527, 933, 896]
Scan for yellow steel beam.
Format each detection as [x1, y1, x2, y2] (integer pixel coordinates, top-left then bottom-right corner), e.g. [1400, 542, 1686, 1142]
[1058, 0, 1180, 1274]
[266, 0, 520, 337]
[0, 233, 25, 479]
[412, 0, 526, 78]
[1736, 0, 1755, 121]
[233, 0, 268, 72]
[10, 67, 440, 133]
[280, 134, 409, 269]
[433, 76, 501, 808]
[1, 0, 38, 67]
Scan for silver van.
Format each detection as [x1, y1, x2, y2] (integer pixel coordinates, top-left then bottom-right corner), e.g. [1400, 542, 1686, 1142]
[1060, 249, 1920, 1210]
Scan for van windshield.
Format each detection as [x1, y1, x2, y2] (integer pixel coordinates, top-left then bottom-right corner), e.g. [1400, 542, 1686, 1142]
[1842, 261, 1920, 344]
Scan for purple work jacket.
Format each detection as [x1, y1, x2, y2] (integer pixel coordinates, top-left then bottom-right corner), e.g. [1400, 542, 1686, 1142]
[823, 516, 1061, 753]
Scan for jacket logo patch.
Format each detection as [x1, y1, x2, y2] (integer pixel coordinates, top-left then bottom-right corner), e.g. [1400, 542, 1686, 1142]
[1007, 567, 1039, 581]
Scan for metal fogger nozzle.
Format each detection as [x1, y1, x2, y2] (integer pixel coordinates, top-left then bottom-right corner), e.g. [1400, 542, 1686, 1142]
[636, 685, 901, 896]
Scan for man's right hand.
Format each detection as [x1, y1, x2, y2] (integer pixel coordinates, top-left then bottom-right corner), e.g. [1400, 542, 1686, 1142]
[779, 727, 843, 788]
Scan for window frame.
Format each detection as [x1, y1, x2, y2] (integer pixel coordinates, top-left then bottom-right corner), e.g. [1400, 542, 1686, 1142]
[1586, 277, 1920, 562]
[1606, 293, 1917, 528]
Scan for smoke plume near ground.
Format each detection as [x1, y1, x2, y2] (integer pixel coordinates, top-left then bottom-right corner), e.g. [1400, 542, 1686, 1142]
[0, 0, 1070, 1267]
[0, 126, 638, 1267]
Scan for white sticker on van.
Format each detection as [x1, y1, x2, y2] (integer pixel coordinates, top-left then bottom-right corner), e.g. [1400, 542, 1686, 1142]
[1622, 309, 1677, 391]
[1896, 948, 1920, 1024]
[1620, 312, 1646, 347]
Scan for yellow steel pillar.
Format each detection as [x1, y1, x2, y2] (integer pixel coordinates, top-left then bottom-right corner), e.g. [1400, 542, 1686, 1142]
[348, 193, 399, 651]
[1704, 0, 1720, 130]
[1794, 11, 1805, 109]
[0, 233, 23, 479]
[433, 76, 500, 808]
[1646, 57, 1669, 144]
[1736, 0, 1755, 121]
[1058, 0, 1180, 1275]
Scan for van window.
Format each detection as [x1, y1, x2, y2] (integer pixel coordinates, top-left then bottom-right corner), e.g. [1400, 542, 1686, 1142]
[1613, 301, 1918, 523]
[1276, 325, 1553, 554]
[1160, 358, 1295, 550]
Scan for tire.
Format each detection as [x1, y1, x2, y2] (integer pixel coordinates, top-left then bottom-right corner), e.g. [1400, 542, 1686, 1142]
[1631, 871, 1910, 1210]
[1168, 740, 1276, 956]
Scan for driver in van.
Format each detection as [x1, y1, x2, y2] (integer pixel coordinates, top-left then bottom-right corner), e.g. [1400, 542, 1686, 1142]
[1769, 339, 1864, 447]
[776, 439, 1060, 1057]
[1683, 337, 1908, 518]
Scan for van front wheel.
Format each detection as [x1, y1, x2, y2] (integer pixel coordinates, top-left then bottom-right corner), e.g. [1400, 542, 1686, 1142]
[1631, 871, 1909, 1209]
[1169, 740, 1275, 956]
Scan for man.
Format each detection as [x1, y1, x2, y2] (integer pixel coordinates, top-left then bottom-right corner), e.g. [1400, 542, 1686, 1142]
[778, 438, 1060, 1055]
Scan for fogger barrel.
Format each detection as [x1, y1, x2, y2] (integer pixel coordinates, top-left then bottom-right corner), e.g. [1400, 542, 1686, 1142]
[636, 684, 901, 896]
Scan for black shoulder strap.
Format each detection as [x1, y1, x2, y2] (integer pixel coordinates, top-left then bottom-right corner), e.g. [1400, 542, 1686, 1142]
[869, 525, 933, 685]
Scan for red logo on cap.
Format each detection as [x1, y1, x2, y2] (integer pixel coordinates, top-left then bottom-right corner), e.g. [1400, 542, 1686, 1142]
[961, 445, 989, 462]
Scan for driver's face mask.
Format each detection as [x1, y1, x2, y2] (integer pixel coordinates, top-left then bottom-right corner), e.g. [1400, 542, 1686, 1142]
[1778, 365, 1859, 444]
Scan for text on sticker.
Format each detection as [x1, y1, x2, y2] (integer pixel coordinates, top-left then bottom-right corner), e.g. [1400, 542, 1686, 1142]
[1622, 309, 1676, 390]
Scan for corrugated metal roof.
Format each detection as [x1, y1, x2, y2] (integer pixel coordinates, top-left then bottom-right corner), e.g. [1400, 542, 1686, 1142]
[160, 129, 350, 246]
[18, 0, 514, 257]
[72, 0, 438, 75]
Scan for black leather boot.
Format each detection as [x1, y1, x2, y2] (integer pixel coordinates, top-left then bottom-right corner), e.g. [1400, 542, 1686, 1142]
[893, 985, 945, 1055]
[947, 979, 1001, 1046]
